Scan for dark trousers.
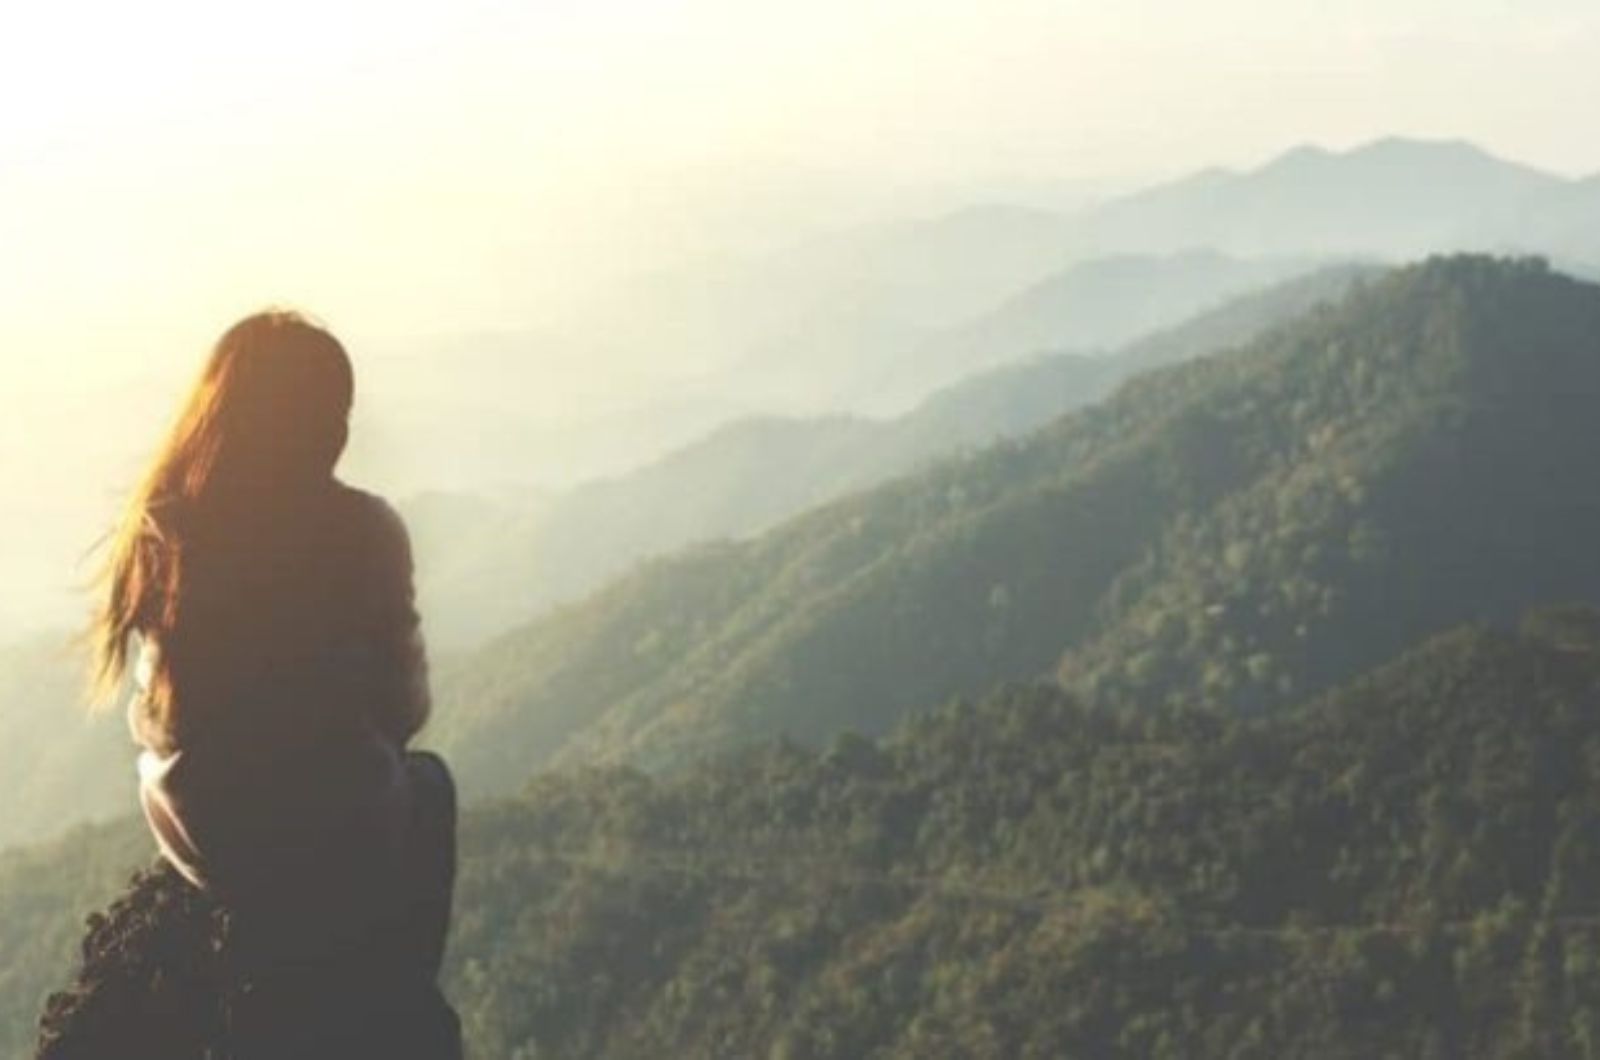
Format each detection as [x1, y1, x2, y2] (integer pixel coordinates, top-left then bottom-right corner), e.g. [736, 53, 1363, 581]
[231, 751, 462, 1059]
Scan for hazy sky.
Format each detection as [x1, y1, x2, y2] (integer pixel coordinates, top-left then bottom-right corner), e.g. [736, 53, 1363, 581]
[2, 0, 1597, 389]
[0, 0, 1597, 635]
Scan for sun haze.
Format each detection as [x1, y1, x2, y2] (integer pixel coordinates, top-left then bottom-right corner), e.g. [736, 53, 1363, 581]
[3, 0, 1598, 382]
[0, 0, 1596, 634]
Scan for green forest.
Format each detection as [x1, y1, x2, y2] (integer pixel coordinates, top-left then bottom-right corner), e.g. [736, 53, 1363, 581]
[7, 256, 1600, 1057]
[13, 612, 1600, 1056]
[442, 611, 1600, 1058]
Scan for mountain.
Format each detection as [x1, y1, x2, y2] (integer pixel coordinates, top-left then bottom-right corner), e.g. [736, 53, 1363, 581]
[4, 140, 1588, 648]
[0, 635, 129, 851]
[412, 264, 1371, 649]
[669, 241, 1327, 414]
[407, 415, 879, 651]
[1071, 137, 1565, 259]
[16, 610, 1600, 1057]
[391, 139, 1582, 431]
[1474, 175, 1600, 269]
[550, 203, 1081, 414]
[546, 138, 1576, 414]
[372, 139, 1581, 442]
[869, 251, 1326, 409]
[1054, 258, 1600, 712]
[429, 257, 1600, 798]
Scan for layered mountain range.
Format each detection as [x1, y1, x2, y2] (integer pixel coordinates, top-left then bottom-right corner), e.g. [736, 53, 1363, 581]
[431, 258, 1600, 798]
[6, 136, 1600, 1058]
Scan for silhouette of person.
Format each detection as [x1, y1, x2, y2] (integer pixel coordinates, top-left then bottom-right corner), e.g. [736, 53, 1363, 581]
[91, 310, 461, 1058]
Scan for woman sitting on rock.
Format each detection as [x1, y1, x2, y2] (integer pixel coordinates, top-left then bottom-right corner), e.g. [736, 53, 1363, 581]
[89, 310, 460, 1058]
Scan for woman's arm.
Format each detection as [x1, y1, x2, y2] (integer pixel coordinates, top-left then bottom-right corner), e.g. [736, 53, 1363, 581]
[368, 498, 432, 744]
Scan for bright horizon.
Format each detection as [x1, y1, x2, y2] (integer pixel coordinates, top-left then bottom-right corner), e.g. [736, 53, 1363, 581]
[3, 0, 1599, 390]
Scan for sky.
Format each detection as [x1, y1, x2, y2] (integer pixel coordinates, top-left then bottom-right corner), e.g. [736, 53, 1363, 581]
[2, 0, 1598, 388]
[0, 0, 1596, 634]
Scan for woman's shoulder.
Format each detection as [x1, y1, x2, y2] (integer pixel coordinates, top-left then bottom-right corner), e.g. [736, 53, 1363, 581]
[326, 482, 414, 585]
[327, 482, 409, 542]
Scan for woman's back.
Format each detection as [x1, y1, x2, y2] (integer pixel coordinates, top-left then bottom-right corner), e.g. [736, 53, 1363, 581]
[131, 479, 428, 757]
[132, 483, 430, 917]
[83, 311, 459, 1056]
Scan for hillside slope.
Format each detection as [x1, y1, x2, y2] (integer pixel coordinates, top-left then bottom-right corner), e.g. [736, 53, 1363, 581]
[1059, 257, 1600, 710]
[432, 257, 1600, 796]
[17, 611, 1600, 1057]
[438, 610, 1600, 1058]
[416, 264, 1367, 649]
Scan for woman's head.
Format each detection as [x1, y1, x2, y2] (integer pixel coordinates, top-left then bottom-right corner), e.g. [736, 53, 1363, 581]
[170, 311, 354, 493]
[91, 310, 354, 704]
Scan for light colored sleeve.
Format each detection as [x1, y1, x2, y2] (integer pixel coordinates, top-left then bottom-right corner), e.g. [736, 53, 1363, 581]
[125, 636, 171, 754]
[137, 749, 212, 890]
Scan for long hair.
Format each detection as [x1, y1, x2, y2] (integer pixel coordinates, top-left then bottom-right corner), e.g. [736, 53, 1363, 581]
[91, 311, 354, 718]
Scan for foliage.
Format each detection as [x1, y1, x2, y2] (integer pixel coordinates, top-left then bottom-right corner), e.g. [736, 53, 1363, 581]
[441, 612, 1600, 1056]
[27, 861, 462, 1060]
[36, 865, 231, 1060]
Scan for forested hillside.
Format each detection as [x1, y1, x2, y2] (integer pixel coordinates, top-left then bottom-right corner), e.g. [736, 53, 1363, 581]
[432, 257, 1600, 796]
[15, 610, 1600, 1057]
[1059, 256, 1600, 710]
[442, 610, 1600, 1058]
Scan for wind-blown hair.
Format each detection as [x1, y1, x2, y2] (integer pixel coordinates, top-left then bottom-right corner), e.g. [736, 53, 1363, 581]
[91, 311, 354, 720]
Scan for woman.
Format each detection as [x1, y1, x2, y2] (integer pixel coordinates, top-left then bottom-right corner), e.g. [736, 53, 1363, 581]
[92, 310, 460, 1057]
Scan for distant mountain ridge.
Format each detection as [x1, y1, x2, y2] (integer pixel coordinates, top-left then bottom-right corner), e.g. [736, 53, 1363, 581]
[868, 251, 1324, 408]
[1072, 137, 1569, 259]
[455, 137, 1595, 443]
